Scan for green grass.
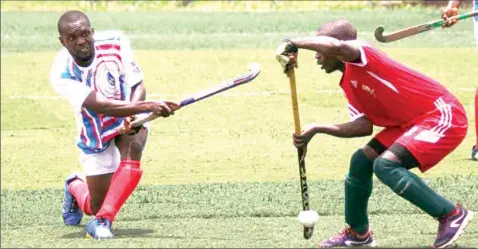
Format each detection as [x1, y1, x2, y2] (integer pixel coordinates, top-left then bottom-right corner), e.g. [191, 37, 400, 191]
[1, 10, 477, 52]
[2, 9, 478, 248]
[0, 0, 430, 12]
[2, 179, 478, 247]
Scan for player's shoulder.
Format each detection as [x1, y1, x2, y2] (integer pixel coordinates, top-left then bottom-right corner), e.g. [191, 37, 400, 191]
[51, 47, 72, 69]
[348, 39, 388, 58]
[345, 39, 371, 47]
[93, 30, 133, 48]
[93, 30, 134, 54]
[94, 30, 125, 42]
[346, 39, 380, 52]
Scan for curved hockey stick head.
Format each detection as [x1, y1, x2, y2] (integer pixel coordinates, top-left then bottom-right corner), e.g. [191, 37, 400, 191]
[374, 25, 387, 43]
[248, 62, 261, 79]
[304, 226, 314, 239]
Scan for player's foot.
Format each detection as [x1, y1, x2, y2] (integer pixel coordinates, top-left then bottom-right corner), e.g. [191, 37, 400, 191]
[62, 172, 83, 225]
[432, 205, 474, 248]
[471, 145, 478, 161]
[85, 218, 114, 240]
[319, 226, 377, 248]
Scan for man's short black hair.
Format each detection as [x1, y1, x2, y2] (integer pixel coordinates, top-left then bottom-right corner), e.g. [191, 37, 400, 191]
[317, 19, 357, 41]
[57, 10, 91, 34]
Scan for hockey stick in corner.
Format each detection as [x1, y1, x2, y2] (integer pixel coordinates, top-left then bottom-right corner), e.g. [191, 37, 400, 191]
[374, 10, 478, 43]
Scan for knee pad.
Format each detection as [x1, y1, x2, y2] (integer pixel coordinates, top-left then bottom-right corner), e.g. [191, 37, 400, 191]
[373, 157, 411, 195]
[348, 149, 374, 181]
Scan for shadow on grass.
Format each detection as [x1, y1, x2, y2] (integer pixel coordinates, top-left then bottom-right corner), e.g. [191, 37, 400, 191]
[61, 228, 244, 240]
[61, 228, 155, 239]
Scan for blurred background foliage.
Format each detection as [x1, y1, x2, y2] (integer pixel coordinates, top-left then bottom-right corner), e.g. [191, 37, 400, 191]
[2, 0, 472, 12]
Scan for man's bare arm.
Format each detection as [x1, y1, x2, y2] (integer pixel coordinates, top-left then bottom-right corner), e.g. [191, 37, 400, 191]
[130, 81, 146, 102]
[290, 36, 361, 62]
[315, 116, 373, 138]
[82, 90, 161, 117]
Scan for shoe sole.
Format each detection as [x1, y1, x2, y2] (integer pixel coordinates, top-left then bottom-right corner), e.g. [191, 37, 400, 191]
[319, 239, 377, 248]
[434, 210, 475, 248]
[85, 233, 114, 240]
[368, 240, 378, 247]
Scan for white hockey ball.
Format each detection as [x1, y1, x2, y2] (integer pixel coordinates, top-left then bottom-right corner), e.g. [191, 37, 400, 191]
[297, 210, 319, 227]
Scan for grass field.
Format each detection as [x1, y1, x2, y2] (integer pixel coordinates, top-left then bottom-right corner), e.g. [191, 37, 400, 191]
[2, 7, 478, 248]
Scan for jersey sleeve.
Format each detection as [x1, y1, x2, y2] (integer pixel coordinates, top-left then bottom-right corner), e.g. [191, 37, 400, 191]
[342, 40, 387, 68]
[347, 102, 364, 121]
[49, 50, 92, 112]
[120, 34, 144, 88]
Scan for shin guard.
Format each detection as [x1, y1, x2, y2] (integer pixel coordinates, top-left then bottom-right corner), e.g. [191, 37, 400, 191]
[95, 160, 143, 222]
[68, 179, 93, 215]
[373, 157, 456, 218]
[345, 149, 374, 234]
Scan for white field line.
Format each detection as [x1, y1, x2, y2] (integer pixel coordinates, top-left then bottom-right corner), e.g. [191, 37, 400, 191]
[7, 88, 476, 101]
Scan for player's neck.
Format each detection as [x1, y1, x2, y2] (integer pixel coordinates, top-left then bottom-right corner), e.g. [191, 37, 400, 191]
[74, 50, 96, 68]
[75, 59, 93, 68]
[337, 63, 345, 73]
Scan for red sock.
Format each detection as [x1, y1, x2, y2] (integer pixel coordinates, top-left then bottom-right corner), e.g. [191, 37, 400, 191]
[95, 160, 143, 222]
[68, 179, 93, 215]
[475, 87, 478, 147]
[443, 204, 459, 218]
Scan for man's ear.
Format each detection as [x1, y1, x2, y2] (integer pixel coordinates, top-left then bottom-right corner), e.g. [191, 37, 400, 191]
[92, 28, 95, 35]
[58, 36, 65, 47]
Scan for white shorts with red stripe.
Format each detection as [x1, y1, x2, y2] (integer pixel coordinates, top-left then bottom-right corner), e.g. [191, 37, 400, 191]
[80, 142, 121, 176]
[79, 123, 150, 176]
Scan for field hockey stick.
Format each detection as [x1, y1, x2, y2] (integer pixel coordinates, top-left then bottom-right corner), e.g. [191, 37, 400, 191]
[374, 10, 478, 43]
[286, 68, 314, 240]
[119, 62, 261, 133]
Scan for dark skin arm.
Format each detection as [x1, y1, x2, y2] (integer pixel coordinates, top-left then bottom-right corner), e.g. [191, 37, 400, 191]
[114, 82, 149, 160]
[289, 36, 361, 63]
[122, 81, 148, 134]
[130, 81, 146, 102]
[82, 90, 177, 117]
[315, 117, 373, 138]
[293, 116, 373, 149]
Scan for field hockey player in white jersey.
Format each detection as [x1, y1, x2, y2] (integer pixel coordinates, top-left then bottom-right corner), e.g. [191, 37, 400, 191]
[50, 10, 180, 239]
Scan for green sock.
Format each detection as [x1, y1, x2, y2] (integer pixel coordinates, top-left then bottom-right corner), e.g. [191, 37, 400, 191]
[345, 149, 374, 234]
[373, 158, 456, 218]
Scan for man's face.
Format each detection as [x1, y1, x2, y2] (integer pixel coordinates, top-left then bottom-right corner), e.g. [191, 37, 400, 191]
[315, 52, 340, 74]
[59, 19, 94, 63]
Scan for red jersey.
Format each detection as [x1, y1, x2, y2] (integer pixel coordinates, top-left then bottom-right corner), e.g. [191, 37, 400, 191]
[340, 40, 460, 127]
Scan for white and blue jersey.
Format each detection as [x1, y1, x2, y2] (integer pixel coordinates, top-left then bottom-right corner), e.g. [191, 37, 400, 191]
[50, 31, 144, 154]
[474, 0, 478, 19]
[474, 0, 478, 47]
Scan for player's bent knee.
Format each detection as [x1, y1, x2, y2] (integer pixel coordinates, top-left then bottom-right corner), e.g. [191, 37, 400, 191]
[116, 128, 148, 152]
[115, 130, 148, 160]
[372, 157, 394, 177]
[128, 139, 146, 154]
[373, 157, 410, 195]
[348, 149, 375, 180]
